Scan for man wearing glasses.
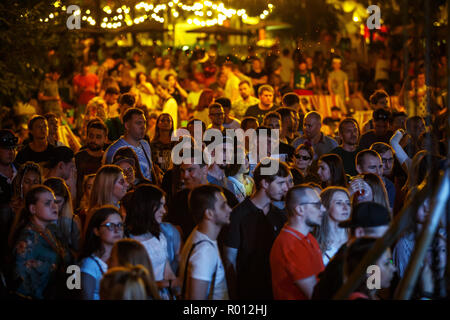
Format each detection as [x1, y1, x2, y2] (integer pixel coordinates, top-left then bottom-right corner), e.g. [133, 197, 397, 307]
[270, 185, 326, 300]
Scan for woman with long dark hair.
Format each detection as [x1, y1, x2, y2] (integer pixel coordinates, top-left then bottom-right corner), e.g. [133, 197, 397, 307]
[79, 205, 123, 300]
[9, 185, 72, 299]
[317, 154, 348, 188]
[112, 147, 151, 189]
[150, 113, 176, 172]
[125, 184, 180, 299]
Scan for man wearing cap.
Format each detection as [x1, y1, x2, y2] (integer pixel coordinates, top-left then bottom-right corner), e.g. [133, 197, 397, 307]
[0, 130, 18, 207]
[359, 108, 394, 149]
[312, 201, 391, 300]
[270, 185, 326, 300]
[15, 115, 55, 166]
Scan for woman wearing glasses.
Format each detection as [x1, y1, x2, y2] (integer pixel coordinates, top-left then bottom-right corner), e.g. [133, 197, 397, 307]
[79, 205, 124, 300]
[292, 144, 320, 185]
[314, 187, 350, 266]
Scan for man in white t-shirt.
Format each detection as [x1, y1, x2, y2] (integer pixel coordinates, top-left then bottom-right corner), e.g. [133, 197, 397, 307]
[179, 184, 232, 300]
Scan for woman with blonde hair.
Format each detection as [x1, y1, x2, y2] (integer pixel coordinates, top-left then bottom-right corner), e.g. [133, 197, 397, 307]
[314, 187, 351, 266]
[43, 177, 81, 255]
[193, 88, 214, 126]
[84, 165, 129, 232]
[9, 162, 43, 216]
[100, 265, 156, 300]
[108, 238, 160, 299]
[82, 97, 107, 140]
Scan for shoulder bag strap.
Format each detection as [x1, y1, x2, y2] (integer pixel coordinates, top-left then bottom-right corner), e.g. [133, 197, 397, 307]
[89, 256, 105, 275]
[181, 239, 216, 299]
[139, 141, 156, 183]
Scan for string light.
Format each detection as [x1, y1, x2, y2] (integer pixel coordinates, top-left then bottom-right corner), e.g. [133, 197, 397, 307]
[40, 1, 274, 29]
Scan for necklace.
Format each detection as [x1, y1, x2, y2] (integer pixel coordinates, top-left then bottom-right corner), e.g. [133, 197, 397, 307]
[30, 223, 66, 261]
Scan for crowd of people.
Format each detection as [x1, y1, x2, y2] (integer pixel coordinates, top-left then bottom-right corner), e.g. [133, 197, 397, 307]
[0, 41, 448, 300]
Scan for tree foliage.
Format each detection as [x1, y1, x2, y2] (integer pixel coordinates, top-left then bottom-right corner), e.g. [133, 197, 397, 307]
[0, 0, 79, 107]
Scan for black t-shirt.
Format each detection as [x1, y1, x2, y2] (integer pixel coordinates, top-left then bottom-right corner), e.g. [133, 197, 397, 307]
[248, 69, 268, 94]
[358, 130, 394, 149]
[74, 150, 103, 207]
[225, 197, 287, 300]
[330, 146, 363, 177]
[15, 143, 55, 166]
[279, 142, 295, 163]
[244, 104, 278, 125]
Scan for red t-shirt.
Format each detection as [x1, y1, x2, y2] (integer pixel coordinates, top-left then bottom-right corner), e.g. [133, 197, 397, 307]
[270, 225, 324, 300]
[73, 73, 99, 105]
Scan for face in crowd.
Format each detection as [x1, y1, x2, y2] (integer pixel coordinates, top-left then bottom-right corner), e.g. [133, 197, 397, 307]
[126, 114, 147, 141]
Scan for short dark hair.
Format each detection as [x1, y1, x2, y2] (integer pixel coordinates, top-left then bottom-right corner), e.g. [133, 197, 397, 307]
[28, 115, 47, 141]
[392, 111, 407, 119]
[338, 118, 360, 136]
[282, 92, 300, 108]
[118, 93, 136, 107]
[215, 97, 231, 109]
[263, 111, 281, 123]
[258, 84, 274, 97]
[122, 108, 144, 123]
[286, 184, 314, 217]
[369, 90, 389, 105]
[208, 102, 223, 112]
[253, 159, 290, 190]
[356, 149, 381, 167]
[239, 79, 251, 87]
[344, 237, 377, 280]
[105, 87, 120, 95]
[370, 142, 393, 156]
[241, 117, 258, 130]
[87, 119, 108, 135]
[189, 184, 223, 225]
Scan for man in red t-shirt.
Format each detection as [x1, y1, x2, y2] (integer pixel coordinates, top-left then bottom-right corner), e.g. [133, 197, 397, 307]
[270, 185, 326, 300]
[73, 65, 100, 129]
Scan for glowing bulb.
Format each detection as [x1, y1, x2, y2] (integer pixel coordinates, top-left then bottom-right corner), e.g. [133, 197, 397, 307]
[117, 8, 122, 13]
[187, 19, 192, 24]
[353, 16, 359, 22]
[263, 10, 269, 15]
[103, 17, 108, 22]
[101, 22, 106, 28]
[49, 13, 54, 19]
[207, 11, 212, 16]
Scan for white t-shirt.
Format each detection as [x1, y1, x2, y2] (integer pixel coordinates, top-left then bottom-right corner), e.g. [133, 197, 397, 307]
[131, 233, 168, 281]
[179, 228, 228, 300]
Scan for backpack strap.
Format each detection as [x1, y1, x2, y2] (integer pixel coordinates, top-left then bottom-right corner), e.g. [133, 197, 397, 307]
[181, 239, 218, 300]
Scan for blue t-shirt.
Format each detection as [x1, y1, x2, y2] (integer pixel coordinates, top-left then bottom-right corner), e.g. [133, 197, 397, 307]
[80, 255, 107, 300]
[104, 137, 153, 181]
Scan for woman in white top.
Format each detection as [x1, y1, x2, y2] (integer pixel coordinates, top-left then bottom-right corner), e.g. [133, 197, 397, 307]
[79, 206, 124, 300]
[136, 72, 158, 111]
[314, 187, 350, 266]
[125, 184, 180, 299]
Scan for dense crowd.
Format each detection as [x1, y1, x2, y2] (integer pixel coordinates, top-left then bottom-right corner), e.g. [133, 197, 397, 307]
[0, 41, 448, 300]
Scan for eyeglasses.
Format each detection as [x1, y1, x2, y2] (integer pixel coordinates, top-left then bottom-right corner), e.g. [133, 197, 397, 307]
[100, 222, 124, 231]
[294, 154, 312, 161]
[299, 201, 322, 209]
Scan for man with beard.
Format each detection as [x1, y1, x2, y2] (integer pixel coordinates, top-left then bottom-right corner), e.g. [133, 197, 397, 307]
[270, 185, 326, 300]
[104, 108, 153, 181]
[224, 159, 290, 300]
[233, 80, 259, 120]
[330, 118, 363, 176]
[75, 120, 107, 207]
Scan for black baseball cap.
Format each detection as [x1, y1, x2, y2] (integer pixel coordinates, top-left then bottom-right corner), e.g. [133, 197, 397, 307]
[373, 108, 392, 121]
[0, 130, 18, 148]
[339, 202, 391, 228]
[43, 146, 74, 168]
